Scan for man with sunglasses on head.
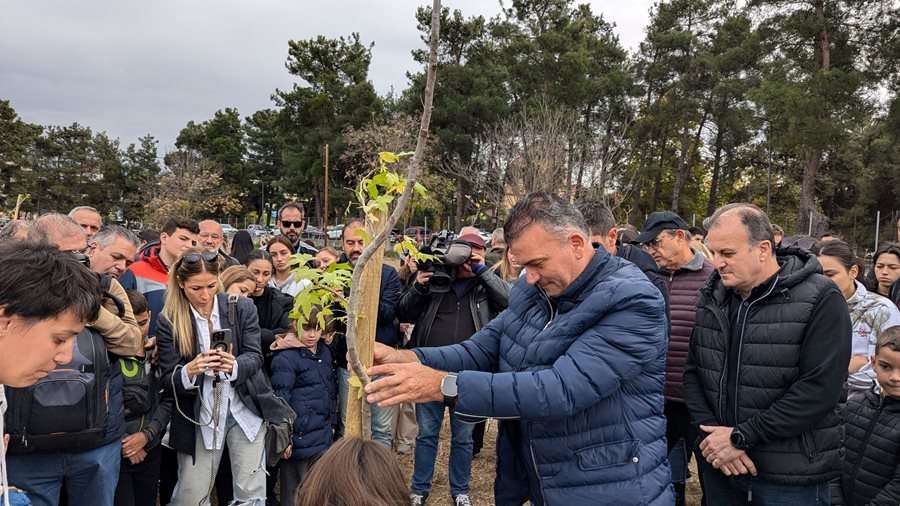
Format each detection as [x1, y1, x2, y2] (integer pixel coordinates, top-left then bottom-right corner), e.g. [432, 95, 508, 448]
[6, 214, 143, 506]
[120, 217, 199, 338]
[634, 211, 714, 506]
[276, 202, 317, 255]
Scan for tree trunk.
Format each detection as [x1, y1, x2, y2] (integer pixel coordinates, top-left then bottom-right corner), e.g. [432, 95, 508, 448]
[707, 128, 725, 217]
[797, 0, 830, 234]
[670, 124, 691, 214]
[455, 176, 465, 231]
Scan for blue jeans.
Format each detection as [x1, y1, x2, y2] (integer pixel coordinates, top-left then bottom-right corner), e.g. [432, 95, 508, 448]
[701, 467, 830, 505]
[412, 401, 475, 496]
[7, 439, 121, 506]
[337, 367, 393, 447]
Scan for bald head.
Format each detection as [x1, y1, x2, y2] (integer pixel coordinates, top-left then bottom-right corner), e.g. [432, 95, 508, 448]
[28, 213, 88, 252]
[198, 219, 226, 252]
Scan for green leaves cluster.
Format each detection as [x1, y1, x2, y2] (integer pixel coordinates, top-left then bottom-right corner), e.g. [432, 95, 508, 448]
[289, 253, 352, 329]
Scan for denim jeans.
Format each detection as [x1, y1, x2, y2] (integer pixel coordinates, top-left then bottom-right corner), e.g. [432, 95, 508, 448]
[337, 367, 393, 447]
[7, 439, 121, 506]
[701, 467, 831, 505]
[411, 401, 475, 497]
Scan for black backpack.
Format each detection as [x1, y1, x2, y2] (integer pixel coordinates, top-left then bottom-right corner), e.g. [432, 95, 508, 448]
[4, 275, 121, 453]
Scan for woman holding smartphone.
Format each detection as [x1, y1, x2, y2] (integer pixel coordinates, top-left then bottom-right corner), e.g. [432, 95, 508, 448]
[157, 248, 283, 506]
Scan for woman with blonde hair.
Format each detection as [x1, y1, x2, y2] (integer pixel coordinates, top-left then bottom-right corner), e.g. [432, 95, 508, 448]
[157, 249, 286, 505]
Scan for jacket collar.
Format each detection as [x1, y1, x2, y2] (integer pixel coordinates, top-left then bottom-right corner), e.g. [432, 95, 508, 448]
[555, 248, 613, 311]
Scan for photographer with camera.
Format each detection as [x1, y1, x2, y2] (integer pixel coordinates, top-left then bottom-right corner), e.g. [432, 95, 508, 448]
[397, 233, 510, 506]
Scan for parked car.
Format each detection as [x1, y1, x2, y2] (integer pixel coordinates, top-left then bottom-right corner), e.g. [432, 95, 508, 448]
[245, 224, 268, 237]
[403, 226, 432, 245]
[300, 226, 325, 239]
[221, 223, 238, 236]
[327, 224, 345, 240]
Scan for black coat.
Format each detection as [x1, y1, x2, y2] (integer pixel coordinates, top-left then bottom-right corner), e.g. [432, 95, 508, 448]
[841, 389, 900, 505]
[396, 267, 510, 347]
[250, 287, 293, 351]
[683, 247, 852, 485]
[158, 293, 287, 459]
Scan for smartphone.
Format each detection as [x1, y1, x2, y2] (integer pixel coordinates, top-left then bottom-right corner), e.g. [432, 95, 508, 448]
[210, 329, 232, 353]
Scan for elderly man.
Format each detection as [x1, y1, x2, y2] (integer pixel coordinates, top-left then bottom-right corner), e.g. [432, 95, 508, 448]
[634, 211, 714, 505]
[68, 206, 103, 242]
[365, 193, 672, 505]
[198, 219, 239, 267]
[683, 203, 851, 505]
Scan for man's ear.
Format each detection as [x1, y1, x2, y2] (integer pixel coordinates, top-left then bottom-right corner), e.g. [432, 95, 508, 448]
[0, 307, 12, 336]
[570, 232, 588, 257]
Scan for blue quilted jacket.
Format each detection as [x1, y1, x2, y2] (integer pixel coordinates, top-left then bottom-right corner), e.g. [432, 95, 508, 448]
[416, 248, 673, 505]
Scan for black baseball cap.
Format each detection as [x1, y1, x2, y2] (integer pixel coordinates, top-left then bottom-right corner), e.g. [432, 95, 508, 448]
[633, 211, 690, 244]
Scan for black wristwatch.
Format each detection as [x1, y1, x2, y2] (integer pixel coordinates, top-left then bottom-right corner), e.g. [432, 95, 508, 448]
[441, 372, 458, 407]
[730, 427, 750, 451]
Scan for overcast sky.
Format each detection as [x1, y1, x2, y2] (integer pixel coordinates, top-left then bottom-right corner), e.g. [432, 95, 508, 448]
[1, 0, 655, 154]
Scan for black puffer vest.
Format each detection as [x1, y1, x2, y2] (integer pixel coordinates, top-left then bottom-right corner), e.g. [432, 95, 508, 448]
[841, 389, 900, 505]
[691, 248, 844, 485]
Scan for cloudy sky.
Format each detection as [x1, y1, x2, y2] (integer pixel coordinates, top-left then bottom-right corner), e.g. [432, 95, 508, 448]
[1, 0, 655, 154]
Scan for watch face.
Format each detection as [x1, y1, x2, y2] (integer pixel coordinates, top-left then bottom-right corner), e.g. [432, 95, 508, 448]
[442, 374, 458, 397]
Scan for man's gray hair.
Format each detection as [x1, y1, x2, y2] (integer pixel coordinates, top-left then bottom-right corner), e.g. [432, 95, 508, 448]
[28, 213, 84, 244]
[575, 198, 616, 237]
[491, 228, 505, 247]
[503, 192, 589, 246]
[68, 206, 100, 218]
[92, 225, 140, 250]
[0, 220, 29, 242]
[707, 203, 775, 247]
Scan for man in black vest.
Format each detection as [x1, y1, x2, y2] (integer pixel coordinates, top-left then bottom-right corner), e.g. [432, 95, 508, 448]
[683, 203, 851, 504]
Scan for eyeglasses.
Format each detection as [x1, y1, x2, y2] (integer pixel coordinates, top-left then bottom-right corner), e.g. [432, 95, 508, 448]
[69, 250, 91, 268]
[646, 234, 670, 249]
[199, 233, 222, 240]
[281, 221, 303, 229]
[180, 252, 219, 265]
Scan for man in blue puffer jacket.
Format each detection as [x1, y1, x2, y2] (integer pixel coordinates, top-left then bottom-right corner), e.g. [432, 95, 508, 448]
[365, 192, 673, 506]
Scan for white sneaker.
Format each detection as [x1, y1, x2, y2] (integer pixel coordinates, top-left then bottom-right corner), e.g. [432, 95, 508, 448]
[411, 493, 428, 506]
[453, 494, 473, 506]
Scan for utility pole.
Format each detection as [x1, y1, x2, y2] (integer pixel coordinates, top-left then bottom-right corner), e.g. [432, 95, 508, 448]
[324, 144, 330, 237]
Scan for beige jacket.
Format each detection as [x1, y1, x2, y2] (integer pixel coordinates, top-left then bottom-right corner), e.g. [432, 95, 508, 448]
[89, 276, 145, 357]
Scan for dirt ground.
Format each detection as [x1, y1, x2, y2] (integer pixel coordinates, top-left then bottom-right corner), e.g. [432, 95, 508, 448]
[396, 420, 704, 506]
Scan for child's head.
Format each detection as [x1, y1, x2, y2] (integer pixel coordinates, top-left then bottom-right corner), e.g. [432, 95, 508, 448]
[296, 305, 333, 348]
[125, 289, 150, 339]
[220, 265, 257, 297]
[294, 437, 409, 506]
[315, 247, 340, 270]
[872, 326, 900, 399]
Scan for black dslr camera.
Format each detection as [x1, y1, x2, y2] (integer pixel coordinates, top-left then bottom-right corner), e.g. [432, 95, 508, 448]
[416, 241, 473, 293]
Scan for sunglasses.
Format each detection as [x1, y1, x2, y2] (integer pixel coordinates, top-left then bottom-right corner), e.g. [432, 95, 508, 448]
[646, 235, 668, 248]
[180, 252, 219, 265]
[69, 250, 91, 268]
[280, 221, 304, 229]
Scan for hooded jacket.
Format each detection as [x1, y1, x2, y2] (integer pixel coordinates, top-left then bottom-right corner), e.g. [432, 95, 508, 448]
[119, 241, 169, 337]
[841, 389, 900, 505]
[269, 333, 336, 461]
[683, 247, 852, 485]
[415, 249, 672, 505]
[845, 281, 900, 392]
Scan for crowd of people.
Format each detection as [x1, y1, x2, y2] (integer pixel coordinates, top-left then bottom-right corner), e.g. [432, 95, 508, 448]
[0, 197, 899, 506]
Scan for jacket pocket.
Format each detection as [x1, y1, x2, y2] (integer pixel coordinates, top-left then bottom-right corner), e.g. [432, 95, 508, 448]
[575, 439, 640, 471]
[799, 431, 818, 462]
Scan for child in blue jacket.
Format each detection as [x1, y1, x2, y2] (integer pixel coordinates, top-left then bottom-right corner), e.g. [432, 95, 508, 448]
[269, 306, 337, 505]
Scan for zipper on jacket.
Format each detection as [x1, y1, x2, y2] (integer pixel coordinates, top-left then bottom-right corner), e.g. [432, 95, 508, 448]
[529, 441, 548, 505]
[847, 398, 884, 501]
[730, 277, 779, 426]
[538, 286, 557, 330]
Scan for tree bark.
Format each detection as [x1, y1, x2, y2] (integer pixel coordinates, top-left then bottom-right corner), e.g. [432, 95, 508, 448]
[707, 127, 725, 217]
[797, 0, 829, 234]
